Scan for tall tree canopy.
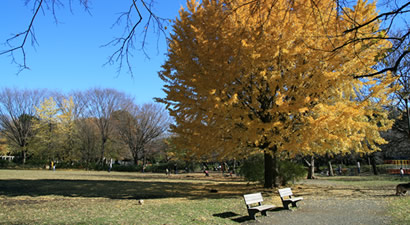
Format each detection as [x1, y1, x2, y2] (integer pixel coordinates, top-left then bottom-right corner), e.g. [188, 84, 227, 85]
[0, 88, 47, 163]
[158, 0, 399, 187]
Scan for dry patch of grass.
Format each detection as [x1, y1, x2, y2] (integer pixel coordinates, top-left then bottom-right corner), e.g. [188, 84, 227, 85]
[1, 170, 408, 224]
[0, 170, 273, 224]
[388, 196, 410, 225]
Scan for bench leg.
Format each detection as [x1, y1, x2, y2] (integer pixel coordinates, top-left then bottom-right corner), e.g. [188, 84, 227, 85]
[261, 210, 267, 216]
[292, 202, 298, 208]
[283, 202, 290, 210]
[248, 210, 256, 220]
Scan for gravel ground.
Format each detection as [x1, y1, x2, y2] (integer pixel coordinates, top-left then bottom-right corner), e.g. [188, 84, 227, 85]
[244, 197, 391, 225]
[242, 178, 394, 225]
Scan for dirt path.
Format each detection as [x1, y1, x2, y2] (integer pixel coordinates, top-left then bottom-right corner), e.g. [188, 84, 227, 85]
[243, 178, 395, 225]
[244, 197, 390, 225]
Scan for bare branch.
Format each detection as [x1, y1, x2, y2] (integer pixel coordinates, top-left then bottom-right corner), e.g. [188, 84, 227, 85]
[343, 2, 410, 34]
[104, 0, 169, 76]
[1, 0, 44, 72]
[354, 50, 410, 79]
[2, 0, 169, 76]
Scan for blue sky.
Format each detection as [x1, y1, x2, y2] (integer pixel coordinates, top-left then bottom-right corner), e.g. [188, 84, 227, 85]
[1, 1, 407, 105]
[0, 0, 186, 104]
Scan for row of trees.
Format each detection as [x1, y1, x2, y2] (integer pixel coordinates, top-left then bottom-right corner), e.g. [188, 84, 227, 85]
[0, 87, 171, 167]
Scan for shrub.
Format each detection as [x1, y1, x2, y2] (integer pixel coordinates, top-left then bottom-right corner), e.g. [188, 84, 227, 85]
[278, 160, 306, 186]
[240, 154, 306, 185]
[0, 159, 12, 168]
[112, 164, 141, 172]
[239, 154, 265, 183]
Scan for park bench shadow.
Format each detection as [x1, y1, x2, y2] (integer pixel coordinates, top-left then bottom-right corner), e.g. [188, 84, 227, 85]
[213, 207, 286, 223]
[0, 179, 249, 200]
[297, 185, 398, 198]
[213, 211, 250, 223]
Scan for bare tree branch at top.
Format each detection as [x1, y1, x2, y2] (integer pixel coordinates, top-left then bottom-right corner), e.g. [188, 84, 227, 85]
[334, 0, 410, 79]
[0, 0, 169, 75]
[102, 0, 169, 76]
[0, 0, 43, 73]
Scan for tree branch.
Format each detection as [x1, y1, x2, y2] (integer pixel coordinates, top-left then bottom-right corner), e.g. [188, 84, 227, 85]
[103, 0, 169, 76]
[0, 0, 44, 73]
[343, 2, 410, 34]
[354, 50, 410, 78]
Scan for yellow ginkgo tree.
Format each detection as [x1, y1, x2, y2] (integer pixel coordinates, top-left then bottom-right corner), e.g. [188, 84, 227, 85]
[157, 0, 399, 187]
[33, 97, 60, 160]
[33, 97, 77, 161]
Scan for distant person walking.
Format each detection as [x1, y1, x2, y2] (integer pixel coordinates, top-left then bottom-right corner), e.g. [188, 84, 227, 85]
[357, 161, 361, 174]
[400, 167, 404, 179]
[108, 158, 113, 172]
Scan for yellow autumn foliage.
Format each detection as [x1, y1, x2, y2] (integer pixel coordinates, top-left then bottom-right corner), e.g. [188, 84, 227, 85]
[158, 0, 397, 160]
[33, 97, 77, 159]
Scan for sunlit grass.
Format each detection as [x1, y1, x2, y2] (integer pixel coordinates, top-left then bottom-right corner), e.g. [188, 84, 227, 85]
[0, 169, 266, 224]
[388, 196, 410, 225]
[0, 170, 408, 224]
[1, 195, 250, 224]
[320, 174, 407, 187]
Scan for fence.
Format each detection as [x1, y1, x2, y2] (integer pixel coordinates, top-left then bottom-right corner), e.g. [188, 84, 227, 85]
[384, 160, 410, 174]
[0, 156, 15, 162]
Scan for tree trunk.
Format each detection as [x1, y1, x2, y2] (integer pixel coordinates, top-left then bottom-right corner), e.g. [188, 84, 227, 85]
[327, 160, 334, 176]
[405, 98, 410, 138]
[22, 149, 27, 164]
[142, 148, 147, 170]
[272, 154, 278, 187]
[133, 154, 139, 165]
[371, 154, 379, 175]
[367, 154, 371, 166]
[306, 155, 316, 179]
[264, 151, 274, 188]
[100, 138, 106, 165]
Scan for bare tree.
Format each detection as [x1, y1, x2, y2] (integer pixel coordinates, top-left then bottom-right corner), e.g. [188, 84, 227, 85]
[333, 0, 409, 78]
[1, 0, 169, 75]
[113, 103, 170, 166]
[384, 31, 410, 137]
[84, 88, 133, 164]
[0, 88, 47, 163]
[75, 117, 100, 167]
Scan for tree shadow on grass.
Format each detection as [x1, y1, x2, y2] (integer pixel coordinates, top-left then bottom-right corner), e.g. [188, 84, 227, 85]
[213, 211, 251, 223]
[297, 185, 398, 199]
[0, 179, 250, 200]
[213, 208, 286, 223]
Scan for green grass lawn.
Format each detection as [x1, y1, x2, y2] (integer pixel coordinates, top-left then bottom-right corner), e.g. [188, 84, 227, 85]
[0, 170, 408, 224]
[0, 170, 264, 224]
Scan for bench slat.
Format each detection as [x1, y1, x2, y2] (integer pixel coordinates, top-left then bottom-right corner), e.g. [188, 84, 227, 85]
[278, 187, 303, 209]
[243, 193, 275, 220]
[244, 193, 264, 205]
[250, 204, 275, 211]
[278, 188, 293, 197]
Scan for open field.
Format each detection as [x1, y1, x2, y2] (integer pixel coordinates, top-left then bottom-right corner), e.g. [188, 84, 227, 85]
[0, 170, 408, 224]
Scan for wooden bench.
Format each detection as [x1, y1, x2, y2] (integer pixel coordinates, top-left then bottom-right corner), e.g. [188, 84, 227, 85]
[243, 193, 276, 220]
[278, 187, 303, 209]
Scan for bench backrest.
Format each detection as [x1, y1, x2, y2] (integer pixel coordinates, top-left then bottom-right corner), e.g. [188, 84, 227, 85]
[278, 188, 293, 198]
[244, 193, 263, 205]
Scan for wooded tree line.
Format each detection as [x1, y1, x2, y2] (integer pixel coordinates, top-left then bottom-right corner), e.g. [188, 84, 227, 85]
[0, 87, 171, 167]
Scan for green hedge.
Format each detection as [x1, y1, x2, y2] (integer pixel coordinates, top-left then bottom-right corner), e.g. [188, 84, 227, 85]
[239, 154, 306, 185]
